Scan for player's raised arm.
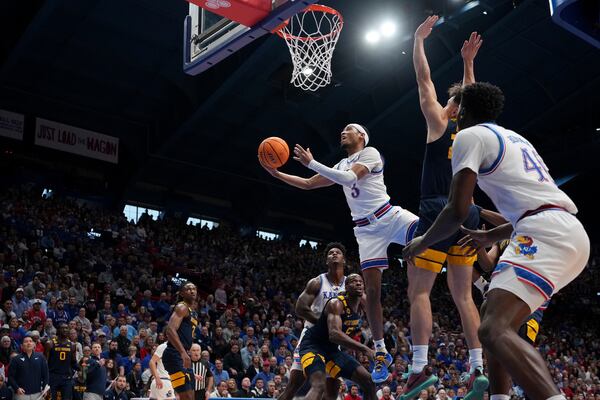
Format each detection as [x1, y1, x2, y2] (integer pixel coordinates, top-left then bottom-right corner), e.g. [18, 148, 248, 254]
[326, 300, 373, 358]
[295, 277, 322, 324]
[461, 32, 482, 86]
[413, 15, 446, 138]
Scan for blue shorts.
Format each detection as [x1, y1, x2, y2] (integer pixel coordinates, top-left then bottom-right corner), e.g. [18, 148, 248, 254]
[162, 347, 194, 393]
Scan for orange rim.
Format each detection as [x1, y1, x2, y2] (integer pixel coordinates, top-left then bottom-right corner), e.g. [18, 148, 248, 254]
[273, 4, 343, 42]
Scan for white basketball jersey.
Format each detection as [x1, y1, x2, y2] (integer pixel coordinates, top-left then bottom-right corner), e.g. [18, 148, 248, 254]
[452, 123, 577, 226]
[304, 273, 346, 329]
[154, 342, 170, 379]
[334, 147, 391, 218]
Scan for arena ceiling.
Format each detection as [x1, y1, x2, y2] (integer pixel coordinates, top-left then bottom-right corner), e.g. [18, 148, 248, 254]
[1, 0, 599, 241]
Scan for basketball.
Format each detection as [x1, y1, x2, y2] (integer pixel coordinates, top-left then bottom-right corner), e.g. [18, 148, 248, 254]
[258, 137, 289, 169]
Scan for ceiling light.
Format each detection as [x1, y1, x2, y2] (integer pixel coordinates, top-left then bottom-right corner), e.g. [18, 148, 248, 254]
[596, 127, 600, 131]
[365, 30, 381, 44]
[380, 21, 397, 37]
[401, 51, 406, 55]
[482, 10, 488, 14]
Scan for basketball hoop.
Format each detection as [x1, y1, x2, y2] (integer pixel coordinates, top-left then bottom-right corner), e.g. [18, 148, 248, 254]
[274, 4, 343, 92]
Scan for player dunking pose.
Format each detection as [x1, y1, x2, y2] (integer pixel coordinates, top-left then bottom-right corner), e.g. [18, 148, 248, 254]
[403, 16, 486, 399]
[278, 242, 347, 400]
[261, 124, 418, 383]
[46, 323, 78, 400]
[163, 283, 199, 400]
[403, 82, 590, 400]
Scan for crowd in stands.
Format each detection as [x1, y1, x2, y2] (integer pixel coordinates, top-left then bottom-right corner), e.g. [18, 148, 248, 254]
[0, 184, 599, 400]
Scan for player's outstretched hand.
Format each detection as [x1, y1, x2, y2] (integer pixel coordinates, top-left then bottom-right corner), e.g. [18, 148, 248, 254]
[415, 15, 439, 40]
[458, 225, 494, 250]
[258, 155, 279, 176]
[293, 144, 314, 167]
[402, 236, 427, 264]
[461, 32, 482, 62]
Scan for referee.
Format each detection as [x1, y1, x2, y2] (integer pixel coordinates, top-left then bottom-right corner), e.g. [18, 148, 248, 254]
[191, 344, 213, 400]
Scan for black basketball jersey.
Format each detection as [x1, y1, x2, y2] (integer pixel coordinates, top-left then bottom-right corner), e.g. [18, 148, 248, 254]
[304, 294, 362, 350]
[48, 337, 74, 376]
[167, 302, 198, 351]
[420, 120, 457, 198]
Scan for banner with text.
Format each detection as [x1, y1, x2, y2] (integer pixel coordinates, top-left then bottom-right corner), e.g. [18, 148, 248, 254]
[35, 118, 119, 164]
[0, 109, 24, 141]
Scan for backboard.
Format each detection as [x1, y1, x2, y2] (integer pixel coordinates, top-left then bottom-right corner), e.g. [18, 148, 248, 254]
[183, 0, 320, 76]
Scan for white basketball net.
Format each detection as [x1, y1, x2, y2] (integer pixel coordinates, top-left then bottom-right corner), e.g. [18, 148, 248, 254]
[277, 5, 343, 92]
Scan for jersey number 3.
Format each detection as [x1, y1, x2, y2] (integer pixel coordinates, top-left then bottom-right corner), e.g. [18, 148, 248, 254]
[350, 184, 360, 198]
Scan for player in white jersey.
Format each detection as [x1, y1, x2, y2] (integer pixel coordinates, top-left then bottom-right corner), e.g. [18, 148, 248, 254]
[261, 123, 418, 383]
[403, 82, 589, 400]
[278, 242, 347, 400]
[149, 342, 177, 400]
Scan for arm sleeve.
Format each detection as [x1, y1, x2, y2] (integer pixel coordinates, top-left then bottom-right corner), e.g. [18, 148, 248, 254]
[354, 147, 383, 172]
[308, 160, 357, 187]
[451, 127, 487, 175]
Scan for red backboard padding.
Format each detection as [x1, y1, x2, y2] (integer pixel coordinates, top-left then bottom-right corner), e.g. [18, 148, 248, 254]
[187, 0, 272, 27]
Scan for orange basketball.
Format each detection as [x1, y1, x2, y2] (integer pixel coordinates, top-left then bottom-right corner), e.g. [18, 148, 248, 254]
[258, 137, 289, 169]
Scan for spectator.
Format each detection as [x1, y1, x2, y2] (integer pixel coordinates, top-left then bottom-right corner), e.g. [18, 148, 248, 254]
[250, 379, 265, 398]
[225, 379, 237, 397]
[47, 299, 70, 327]
[378, 386, 394, 400]
[233, 378, 252, 398]
[212, 359, 229, 386]
[244, 355, 261, 382]
[103, 375, 128, 400]
[0, 374, 12, 400]
[119, 346, 140, 376]
[345, 385, 362, 400]
[11, 289, 29, 319]
[223, 343, 243, 381]
[8, 336, 49, 400]
[115, 327, 131, 357]
[126, 362, 143, 397]
[0, 300, 16, 324]
[104, 359, 119, 385]
[209, 381, 230, 398]
[240, 342, 256, 371]
[69, 329, 83, 362]
[73, 308, 92, 336]
[261, 381, 277, 399]
[251, 360, 274, 387]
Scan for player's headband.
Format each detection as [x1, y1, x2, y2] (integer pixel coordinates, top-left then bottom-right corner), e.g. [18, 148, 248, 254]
[348, 123, 369, 146]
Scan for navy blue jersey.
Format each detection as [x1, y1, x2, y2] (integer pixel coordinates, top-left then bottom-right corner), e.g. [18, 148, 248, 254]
[420, 120, 457, 198]
[167, 302, 198, 351]
[47, 337, 75, 376]
[303, 295, 362, 351]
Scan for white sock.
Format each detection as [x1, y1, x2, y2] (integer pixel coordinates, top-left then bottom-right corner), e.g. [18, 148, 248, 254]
[411, 345, 428, 373]
[469, 348, 483, 372]
[473, 276, 489, 294]
[490, 395, 510, 400]
[374, 339, 387, 352]
[546, 396, 566, 400]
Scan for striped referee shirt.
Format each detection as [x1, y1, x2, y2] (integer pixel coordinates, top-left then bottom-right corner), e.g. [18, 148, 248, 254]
[192, 360, 213, 391]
